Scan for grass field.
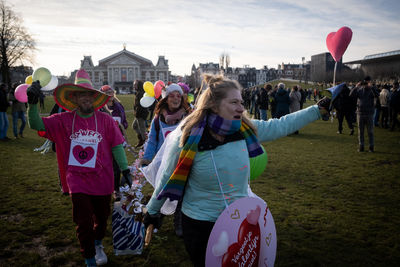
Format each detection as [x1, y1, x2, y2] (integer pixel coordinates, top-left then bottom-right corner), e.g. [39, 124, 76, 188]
[1, 89, 400, 266]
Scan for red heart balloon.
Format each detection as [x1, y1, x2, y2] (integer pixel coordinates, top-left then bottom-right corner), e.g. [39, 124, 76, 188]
[326, 26, 353, 62]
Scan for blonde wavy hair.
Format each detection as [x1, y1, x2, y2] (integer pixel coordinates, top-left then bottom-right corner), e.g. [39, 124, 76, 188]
[180, 74, 256, 147]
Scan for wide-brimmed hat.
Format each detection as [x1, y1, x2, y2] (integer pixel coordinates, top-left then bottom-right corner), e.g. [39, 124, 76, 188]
[53, 69, 110, 111]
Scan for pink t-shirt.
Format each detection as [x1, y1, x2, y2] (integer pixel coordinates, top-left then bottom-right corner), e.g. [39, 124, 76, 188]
[42, 110, 124, 195]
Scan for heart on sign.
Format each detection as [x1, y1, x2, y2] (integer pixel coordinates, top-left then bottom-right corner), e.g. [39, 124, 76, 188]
[72, 145, 95, 165]
[326, 26, 353, 62]
[265, 233, 272, 246]
[230, 209, 240, 220]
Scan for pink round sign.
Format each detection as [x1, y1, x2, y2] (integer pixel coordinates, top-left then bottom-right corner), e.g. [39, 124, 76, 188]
[206, 197, 277, 267]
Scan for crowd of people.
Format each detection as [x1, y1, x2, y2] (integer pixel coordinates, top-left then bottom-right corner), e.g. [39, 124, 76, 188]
[0, 71, 398, 266]
[241, 78, 400, 151]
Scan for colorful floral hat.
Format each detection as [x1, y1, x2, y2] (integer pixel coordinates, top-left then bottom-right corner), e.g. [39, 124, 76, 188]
[53, 69, 110, 111]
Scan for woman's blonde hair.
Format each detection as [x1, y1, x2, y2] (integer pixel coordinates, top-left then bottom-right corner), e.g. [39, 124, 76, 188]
[180, 74, 256, 147]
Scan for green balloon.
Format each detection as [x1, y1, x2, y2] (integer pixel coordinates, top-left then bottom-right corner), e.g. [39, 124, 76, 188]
[249, 146, 268, 180]
[32, 67, 52, 87]
[188, 93, 194, 103]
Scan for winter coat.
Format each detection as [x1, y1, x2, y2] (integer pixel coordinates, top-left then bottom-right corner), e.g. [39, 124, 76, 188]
[257, 88, 269, 110]
[349, 85, 379, 116]
[134, 90, 149, 119]
[275, 88, 290, 118]
[289, 90, 301, 113]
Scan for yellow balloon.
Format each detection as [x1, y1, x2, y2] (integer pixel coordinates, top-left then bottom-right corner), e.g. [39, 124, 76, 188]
[25, 75, 33, 85]
[143, 81, 154, 97]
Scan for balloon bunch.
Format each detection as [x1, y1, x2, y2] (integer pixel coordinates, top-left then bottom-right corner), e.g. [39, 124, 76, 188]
[140, 80, 165, 108]
[14, 67, 58, 103]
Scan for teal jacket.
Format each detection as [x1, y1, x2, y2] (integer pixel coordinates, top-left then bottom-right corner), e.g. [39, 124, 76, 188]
[147, 105, 322, 222]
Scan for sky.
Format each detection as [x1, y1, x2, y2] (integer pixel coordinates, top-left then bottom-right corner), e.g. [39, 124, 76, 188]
[10, 0, 400, 77]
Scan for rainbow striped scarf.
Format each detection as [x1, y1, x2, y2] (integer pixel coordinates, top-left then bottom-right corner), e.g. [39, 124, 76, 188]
[156, 114, 263, 201]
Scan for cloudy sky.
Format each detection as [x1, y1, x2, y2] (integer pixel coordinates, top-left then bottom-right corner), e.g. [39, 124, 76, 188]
[10, 0, 400, 77]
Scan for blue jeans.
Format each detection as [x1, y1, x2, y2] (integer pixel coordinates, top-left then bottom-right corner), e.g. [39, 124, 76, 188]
[373, 108, 380, 126]
[259, 109, 268, 121]
[12, 111, 26, 137]
[0, 112, 9, 139]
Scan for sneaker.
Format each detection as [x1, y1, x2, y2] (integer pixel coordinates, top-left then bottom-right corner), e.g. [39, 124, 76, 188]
[349, 129, 354, 136]
[358, 145, 364, 152]
[369, 146, 374, 153]
[19, 133, 24, 138]
[95, 244, 107, 265]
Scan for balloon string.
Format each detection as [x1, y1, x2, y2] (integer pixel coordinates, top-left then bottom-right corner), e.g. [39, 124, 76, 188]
[333, 61, 337, 86]
[210, 151, 230, 212]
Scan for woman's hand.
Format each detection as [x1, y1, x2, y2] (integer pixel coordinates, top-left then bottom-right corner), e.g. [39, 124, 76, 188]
[317, 96, 331, 121]
[143, 212, 163, 229]
[140, 158, 151, 167]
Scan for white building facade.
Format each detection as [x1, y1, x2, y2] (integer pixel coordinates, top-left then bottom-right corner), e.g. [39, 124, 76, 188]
[75, 47, 170, 93]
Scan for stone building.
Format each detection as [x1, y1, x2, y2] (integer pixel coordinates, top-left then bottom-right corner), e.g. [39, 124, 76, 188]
[310, 52, 343, 82]
[73, 47, 170, 93]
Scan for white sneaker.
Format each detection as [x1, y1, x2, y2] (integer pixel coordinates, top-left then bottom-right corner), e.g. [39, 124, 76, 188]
[95, 244, 108, 265]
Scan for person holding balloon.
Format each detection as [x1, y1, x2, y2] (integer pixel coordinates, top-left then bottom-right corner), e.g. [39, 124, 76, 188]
[8, 83, 27, 139]
[142, 74, 332, 266]
[132, 80, 149, 148]
[26, 69, 132, 266]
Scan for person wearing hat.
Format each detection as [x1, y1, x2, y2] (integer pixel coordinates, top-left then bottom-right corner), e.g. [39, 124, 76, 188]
[349, 76, 380, 152]
[100, 85, 129, 200]
[26, 69, 132, 266]
[141, 83, 190, 237]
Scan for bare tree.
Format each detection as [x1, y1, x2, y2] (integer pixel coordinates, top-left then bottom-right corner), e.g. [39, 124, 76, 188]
[0, 0, 35, 88]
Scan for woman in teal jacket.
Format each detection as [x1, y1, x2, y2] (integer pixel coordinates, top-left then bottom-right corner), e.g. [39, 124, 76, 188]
[143, 74, 330, 266]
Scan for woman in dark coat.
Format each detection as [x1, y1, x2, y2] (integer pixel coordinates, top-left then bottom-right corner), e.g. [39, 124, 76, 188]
[275, 83, 290, 118]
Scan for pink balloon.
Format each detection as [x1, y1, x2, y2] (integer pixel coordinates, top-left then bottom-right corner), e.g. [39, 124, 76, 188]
[14, 83, 29, 103]
[154, 80, 165, 99]
[326, 26, 353, 62]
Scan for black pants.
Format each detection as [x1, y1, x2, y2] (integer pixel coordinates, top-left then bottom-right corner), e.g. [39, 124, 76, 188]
[337, 110, 354, 133]
[182, 213, 215, 267]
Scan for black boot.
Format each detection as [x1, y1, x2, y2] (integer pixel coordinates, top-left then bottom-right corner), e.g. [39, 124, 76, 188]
[135, 134, 145, 148]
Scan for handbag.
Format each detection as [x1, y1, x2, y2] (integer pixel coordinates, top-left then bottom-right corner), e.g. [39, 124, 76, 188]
[112, 201, 145, 255]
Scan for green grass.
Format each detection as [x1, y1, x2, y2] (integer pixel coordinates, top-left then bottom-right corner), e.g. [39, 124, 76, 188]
[1, 91, 400, 266]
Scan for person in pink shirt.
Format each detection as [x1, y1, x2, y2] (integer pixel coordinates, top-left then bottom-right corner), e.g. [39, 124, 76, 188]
[27, 69, 131, 267]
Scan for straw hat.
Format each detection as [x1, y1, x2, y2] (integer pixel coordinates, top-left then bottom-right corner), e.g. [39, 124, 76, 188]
[53, 69, 110, 111]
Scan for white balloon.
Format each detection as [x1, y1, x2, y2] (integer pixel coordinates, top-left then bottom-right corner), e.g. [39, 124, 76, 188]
[41, 75, 58, 91]
[140, 96, 155, 108]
